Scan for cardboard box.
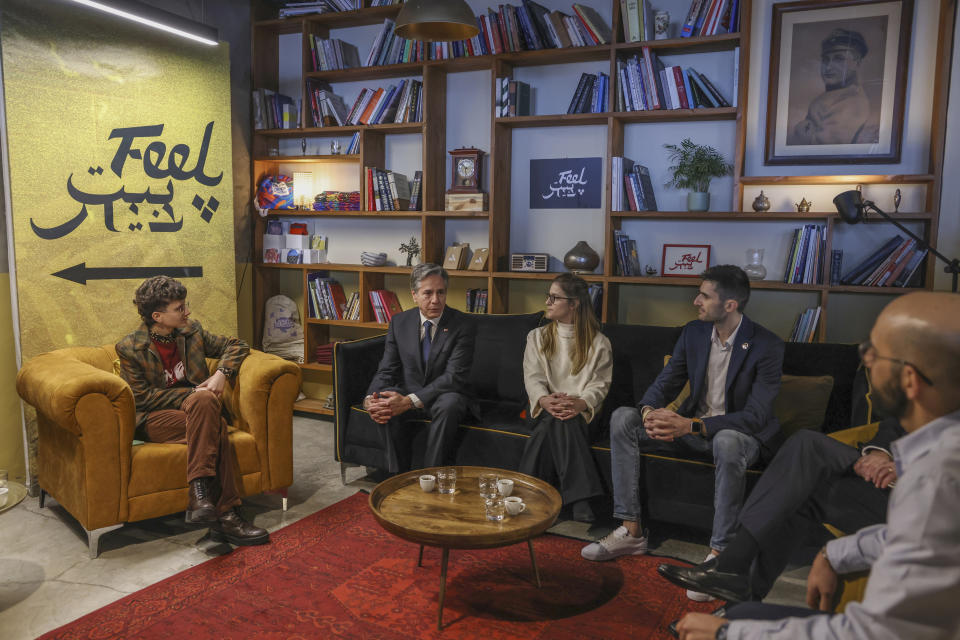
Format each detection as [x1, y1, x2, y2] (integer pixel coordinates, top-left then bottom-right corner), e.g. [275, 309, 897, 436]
[444, 243, 470, 270]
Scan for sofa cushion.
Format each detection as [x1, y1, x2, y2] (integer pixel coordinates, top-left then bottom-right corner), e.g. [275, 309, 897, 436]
[775, 374, 834, 437]
[468, 312, 544, 404]
[783, 342, 860, 432]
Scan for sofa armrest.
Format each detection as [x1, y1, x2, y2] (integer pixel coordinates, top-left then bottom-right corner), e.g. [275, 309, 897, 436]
[231, 349, 301, 491]
[333, 334, 386, 462]
[16, 351, 137, 529]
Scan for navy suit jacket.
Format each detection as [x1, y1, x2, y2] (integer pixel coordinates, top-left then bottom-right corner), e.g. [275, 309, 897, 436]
[640, 315, 785, 456]
[366, 306, 474, 408]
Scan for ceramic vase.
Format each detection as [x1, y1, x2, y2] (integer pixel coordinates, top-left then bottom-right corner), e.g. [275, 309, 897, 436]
[563, 241, 600, 273]
[687, 192, 709, 212]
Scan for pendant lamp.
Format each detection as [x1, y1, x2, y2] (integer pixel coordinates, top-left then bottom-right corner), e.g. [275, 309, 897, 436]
[394, 0, 479, 42]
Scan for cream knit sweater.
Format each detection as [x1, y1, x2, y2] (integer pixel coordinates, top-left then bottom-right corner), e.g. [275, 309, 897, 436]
[523, 322, 613, 423]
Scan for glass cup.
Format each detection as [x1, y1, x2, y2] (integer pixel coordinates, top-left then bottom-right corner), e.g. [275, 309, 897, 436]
[478, 472, 500, 499]
[484, 496, 505, 521]
[0, 469, 7, 490]
[437, 467, 457, 494]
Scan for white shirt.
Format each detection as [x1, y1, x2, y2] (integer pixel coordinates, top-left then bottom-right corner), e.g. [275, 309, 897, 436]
[697, 316, 743, 419]
[728, 409, 960, 640]
[408, 310, 442, 409]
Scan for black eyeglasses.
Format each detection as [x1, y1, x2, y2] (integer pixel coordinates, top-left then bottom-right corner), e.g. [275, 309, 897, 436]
[859, 340, 934, 386]
[546, 294, 576, 305]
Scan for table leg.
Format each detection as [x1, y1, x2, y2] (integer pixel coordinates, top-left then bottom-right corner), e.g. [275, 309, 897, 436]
[418, 544, 424, 567]
[528, 539, 542, 588]
[438, 548, 449, 630]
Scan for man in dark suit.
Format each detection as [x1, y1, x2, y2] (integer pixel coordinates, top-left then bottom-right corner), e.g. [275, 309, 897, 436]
[582, 266, 784, 599]
[658, 416, 903, 602]
[364, 263, 475, 472]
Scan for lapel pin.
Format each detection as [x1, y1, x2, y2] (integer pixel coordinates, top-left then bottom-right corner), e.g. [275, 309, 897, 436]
[741, 342, 749, 350]
[443, 328, 449, 332]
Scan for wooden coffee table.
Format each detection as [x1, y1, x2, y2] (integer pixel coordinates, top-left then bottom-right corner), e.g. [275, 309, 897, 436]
[369, 465, 562, 629]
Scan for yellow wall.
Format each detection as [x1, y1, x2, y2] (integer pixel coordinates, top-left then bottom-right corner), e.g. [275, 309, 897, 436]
[0, 275, 24, 482]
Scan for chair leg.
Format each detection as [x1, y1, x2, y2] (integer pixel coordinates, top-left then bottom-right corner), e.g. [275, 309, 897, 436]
[279, 487, 289, 511]
[39, 489, 46, 509]
[86, 524, 123, 559]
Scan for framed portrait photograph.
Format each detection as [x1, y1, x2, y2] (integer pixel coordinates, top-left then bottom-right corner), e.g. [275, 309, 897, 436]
[661, 244, 711, 278]
[765, 0, 913, 165]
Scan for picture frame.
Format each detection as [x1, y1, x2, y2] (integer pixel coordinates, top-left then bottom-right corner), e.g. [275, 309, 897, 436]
[764, 0, 913, 165]
[661, 244, 711, 278]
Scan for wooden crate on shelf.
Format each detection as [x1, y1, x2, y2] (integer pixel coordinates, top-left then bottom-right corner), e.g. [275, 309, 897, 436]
[445, 192, 487, 212]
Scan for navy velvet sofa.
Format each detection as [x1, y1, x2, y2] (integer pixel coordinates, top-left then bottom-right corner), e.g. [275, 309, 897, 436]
[333, 312, 865, 530]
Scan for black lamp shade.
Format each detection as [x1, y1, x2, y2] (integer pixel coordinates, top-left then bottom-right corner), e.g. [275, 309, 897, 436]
[834, 190, 864, 224]
[394, 0, 479, 42]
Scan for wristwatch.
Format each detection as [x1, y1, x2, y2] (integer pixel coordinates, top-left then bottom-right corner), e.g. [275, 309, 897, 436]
[216, 366, 234, 378]
[715, 623, 729, 640]
[691, 417, 707, 437]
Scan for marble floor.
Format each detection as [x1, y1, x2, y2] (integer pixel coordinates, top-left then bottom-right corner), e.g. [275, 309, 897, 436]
[0, 417, 809, 639]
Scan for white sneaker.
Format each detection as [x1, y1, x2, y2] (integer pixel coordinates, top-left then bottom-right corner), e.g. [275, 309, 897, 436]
[687, 552, 719, 602]
[581, 526, 649, 561]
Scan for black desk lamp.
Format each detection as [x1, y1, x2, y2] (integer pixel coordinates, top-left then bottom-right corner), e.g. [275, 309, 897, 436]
[833, 189, 960, 293]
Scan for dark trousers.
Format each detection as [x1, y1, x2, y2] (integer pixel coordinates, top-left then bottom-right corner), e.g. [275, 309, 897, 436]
[518, 412, 604, 505]
[383, 392, 467, 472]
[738, 430, 889, 598]
[144, 389, 241, 514]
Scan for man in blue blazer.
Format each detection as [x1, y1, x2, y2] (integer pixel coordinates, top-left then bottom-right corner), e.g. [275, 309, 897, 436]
[364, 263, 475, 472]
[583, 266, 784, 594]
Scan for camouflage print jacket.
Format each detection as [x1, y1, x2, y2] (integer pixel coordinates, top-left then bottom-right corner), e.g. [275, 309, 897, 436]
[115, 319, 249, 429]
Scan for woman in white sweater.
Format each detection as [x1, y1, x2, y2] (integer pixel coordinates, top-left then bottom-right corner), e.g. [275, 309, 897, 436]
[521, 273, 613, 522]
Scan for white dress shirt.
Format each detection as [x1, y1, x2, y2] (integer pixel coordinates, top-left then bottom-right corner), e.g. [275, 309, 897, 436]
[728, 409, 960, 640]
[697, 317, 743, 419]
[407, 311, 441, 409]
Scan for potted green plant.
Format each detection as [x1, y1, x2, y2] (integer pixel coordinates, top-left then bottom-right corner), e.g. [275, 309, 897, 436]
[663, 138, 733, 212]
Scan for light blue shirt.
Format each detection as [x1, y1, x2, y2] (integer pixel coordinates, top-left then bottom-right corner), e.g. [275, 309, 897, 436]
[728, 409, 960, 640]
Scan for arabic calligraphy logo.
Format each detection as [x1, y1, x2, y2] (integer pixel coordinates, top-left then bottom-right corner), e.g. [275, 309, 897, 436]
[541, 167, 588, 200]
[32, 122, 223, 239]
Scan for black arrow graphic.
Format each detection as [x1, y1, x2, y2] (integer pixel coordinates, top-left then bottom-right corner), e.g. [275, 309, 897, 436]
[52, 264, 203, 285]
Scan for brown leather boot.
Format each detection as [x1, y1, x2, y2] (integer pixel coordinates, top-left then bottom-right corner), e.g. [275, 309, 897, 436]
[185, 477, 217, 524]
[210, 507, 270, 546]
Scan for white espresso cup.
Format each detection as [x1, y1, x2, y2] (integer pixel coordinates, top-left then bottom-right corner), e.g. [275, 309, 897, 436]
[0, 487, 8, 508]
[504, 496, 525, 516]
[419, 474, 436, 492]
[497, 478, 514, 497]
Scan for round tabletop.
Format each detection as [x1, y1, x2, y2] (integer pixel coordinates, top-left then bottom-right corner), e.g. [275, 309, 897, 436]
[0, 482, 28, 515]
[369, 466, 562, 550]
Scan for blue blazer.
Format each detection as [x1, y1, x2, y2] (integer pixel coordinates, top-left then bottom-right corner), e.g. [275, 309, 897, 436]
[367, 306, 475, 408]
[639, 315, 785, 456]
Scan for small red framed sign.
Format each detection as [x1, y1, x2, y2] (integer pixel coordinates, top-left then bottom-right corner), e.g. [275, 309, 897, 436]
[661, 244, 711, 278]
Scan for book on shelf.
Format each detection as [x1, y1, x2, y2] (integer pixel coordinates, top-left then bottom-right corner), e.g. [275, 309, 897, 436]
[307, 273, 349, 320]
[782, 225, 826, 285]
[346, 80, 421, 125]
[679, 0, 739, 38]
[408, 171, 423, 211]
[572, 3, 612, 44]
[789, 306, 821, 343]
[308, 35, 360, 71]
[617, 53, 729, 111]
[346, 131, 360, 154]
[496, 78, 532, 117]
[364, 167, 410, 211]
[368, 290, 403, 323]
[466, 288, 489, 313]
[567, 72, 608, 114]
[840, 235, 905, 286]
[587, 283, 603, 318]
[613, 159, 657, 211]
[619, 0, 655, 42]
[830, 249, 843, 285]
[613, 230, 642, 276]
[253, 89, 300, 130]
[306, 80, 350, 127]
[840, 236, 928, 288]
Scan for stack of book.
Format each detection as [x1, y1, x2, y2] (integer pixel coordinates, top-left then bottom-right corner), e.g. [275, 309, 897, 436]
[839, 235, 928, 287]
[616, 50, 731, 112]
[782, 225, 826, 285]
[612, 157, 658, 211]
[365, 168, 411, 211]
[567, 72, 609, 114]
[369, 290, 403, 323]
[307, 274, 349, 320]
[313, 191, 361, 211]
[789, 306, 822, 343]
[308, 36, 361, 71]
[466, 289, 488, 313]
[495, 78, 532, 117]
[314, 342, 338, 365]
[278, 2, 339, 18]
[679, 0, 740, 37]
[618, 0, 656, 42]
[613, 230, 642, 276]
[408, 171, 423, 211]
[253, 89, 300, 129]
[307, 81, 351, 127]
[346, 79, 422, 125]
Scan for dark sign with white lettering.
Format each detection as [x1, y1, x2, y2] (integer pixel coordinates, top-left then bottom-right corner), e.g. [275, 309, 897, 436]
[529, 157, 602, 209]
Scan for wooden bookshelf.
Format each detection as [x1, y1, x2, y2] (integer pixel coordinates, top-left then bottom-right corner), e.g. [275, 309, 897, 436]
[251, 0, 951, 407]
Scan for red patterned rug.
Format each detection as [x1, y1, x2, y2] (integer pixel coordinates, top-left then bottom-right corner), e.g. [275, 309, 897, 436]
[41, 492, 715, 639]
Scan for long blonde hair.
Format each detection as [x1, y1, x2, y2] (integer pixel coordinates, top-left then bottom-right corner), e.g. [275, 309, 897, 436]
[540, 273, 601, 374]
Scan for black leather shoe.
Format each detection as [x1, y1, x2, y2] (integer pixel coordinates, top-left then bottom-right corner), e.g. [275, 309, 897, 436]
[657, 559, 752, 603]
[210, 508, 270, 546]
[185, 478, 217, 524]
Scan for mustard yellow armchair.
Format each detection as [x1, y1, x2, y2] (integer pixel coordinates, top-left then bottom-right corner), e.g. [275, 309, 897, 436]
[16, 345, 301, 557]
